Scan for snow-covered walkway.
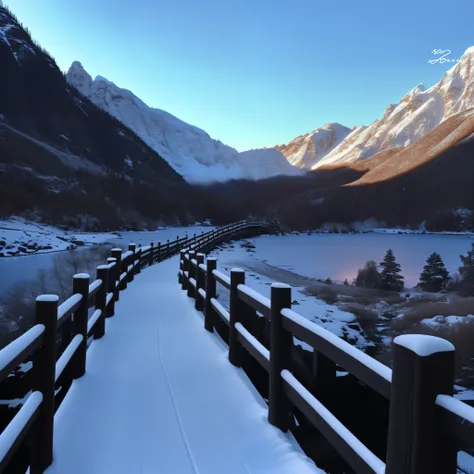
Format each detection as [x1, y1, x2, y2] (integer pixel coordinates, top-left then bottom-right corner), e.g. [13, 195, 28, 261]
[45, 256, 322, 474]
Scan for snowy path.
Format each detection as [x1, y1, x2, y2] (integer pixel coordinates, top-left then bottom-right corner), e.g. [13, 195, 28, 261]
[45, 256, 322, 474]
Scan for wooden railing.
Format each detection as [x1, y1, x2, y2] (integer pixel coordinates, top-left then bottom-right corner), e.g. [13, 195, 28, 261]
[179, 254, 474, 474]
[0, 220, 266, 474]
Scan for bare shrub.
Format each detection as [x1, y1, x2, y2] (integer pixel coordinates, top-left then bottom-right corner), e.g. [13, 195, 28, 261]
[340, 303, 378, 323]
[393, 297, 474, 332]
[380, 318, 474, 386]
[306, 283, 402, 306]
[313, 286, 338, 305]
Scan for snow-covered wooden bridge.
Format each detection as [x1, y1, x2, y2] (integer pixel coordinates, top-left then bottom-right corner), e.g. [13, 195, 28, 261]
[0, 221, 472, 474]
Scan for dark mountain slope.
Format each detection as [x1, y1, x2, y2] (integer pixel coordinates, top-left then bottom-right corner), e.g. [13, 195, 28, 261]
[197, 129, 474, 231]
[0, 6, 192, 229]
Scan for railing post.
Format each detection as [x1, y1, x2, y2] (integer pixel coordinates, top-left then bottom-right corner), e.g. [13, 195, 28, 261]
[268, 283, 292, 432]
[30, 295, 58, 474]
[179, 250, 186, 285]
[136, 247, 142, 274]
[157, 242, 162, 262]
[386, 334, 456, 474]
[204, 258, 217, 332]
[149, 242, 154, 266]
[182, 250, 190, 291]
[229, 268, 245, 367]
[106, 257, 117, 317]
[94, 265, 108, 339]
[187, 250, 196, 298]
[128, 243, 136, 282]
[195, 253, 205, 311]
[121, 260, 128, 291]
[111, 248, 122, 300]
[71, 273, 89, 379]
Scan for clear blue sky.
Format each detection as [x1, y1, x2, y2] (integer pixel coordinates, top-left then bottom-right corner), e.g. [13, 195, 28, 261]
[4, 0, 473, 151]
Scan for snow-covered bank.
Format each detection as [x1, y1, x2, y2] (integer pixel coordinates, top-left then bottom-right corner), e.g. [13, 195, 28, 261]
[0, 222, 214, 296]
[0, 218, 216, 258]
[373, 228, 474, 237]
[0, 218, 117, 257]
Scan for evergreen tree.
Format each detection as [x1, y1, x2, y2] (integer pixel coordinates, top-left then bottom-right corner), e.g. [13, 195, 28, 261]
[379, 249, 404, 291]
[418, 253, 449, 292]
[459, 243, 474, 295]
[343, 278, 349, 286]
[355, 260, 381, 289]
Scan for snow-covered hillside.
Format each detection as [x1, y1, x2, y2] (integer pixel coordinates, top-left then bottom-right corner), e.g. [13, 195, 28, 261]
[274, 46, 474, 171]
[275, 122, 352, 169]
[66, 62, 302, 183]
[313, 46, 474, 169]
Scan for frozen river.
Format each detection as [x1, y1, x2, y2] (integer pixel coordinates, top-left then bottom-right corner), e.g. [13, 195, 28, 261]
[0, 226, 213, 296]
[1, 230, 473, 295]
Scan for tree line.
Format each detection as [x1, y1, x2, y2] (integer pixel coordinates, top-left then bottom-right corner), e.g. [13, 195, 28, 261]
[352, 243, 474, 295]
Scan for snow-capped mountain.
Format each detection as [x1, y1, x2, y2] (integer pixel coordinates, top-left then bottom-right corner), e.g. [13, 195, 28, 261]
[274, 122, 352, 169]
[0, 5, 188, 228]
[66, 62, 302, 183]
[274, 46, 474, 171]
[311, 46, 474, 169]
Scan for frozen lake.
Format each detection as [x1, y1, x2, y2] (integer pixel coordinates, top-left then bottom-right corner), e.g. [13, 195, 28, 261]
[0, 230, 473, 295]
[240, 233, 474, 288]
[0, 226, 213, 296]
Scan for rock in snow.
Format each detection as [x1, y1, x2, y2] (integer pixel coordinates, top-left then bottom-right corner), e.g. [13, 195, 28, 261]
[66, 62, 302, 184]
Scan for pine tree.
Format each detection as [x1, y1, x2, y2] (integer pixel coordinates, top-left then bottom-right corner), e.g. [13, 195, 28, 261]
[379, 249, 404, 291]
[418, 252, 449, 292]
[355, 260, 381, 289]
[459, 243, 474, 296]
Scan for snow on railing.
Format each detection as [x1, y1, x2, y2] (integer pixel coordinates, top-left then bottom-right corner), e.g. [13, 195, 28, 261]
[55, 335, 83, 381]
[106, 292, 114, 307]
[87, 309, 102, 335]
[437, 395, 474, 424]
[88, 279, 102, 298]
[0, 325, 45, 378]
[235, 322, 269, 362]
[0, 391, 42, 463]
[212, 270, 231, 288]
[57, 294, 83, 323]
[281, 308, 393, 385]
[282, 370, 386, 474]
[211, 298, 230, 323]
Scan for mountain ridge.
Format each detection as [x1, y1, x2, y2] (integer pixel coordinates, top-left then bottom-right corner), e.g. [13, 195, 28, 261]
[273, 46, 474, 171]
[0, 5, 194, 229]
[66, 62, 302, 183]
